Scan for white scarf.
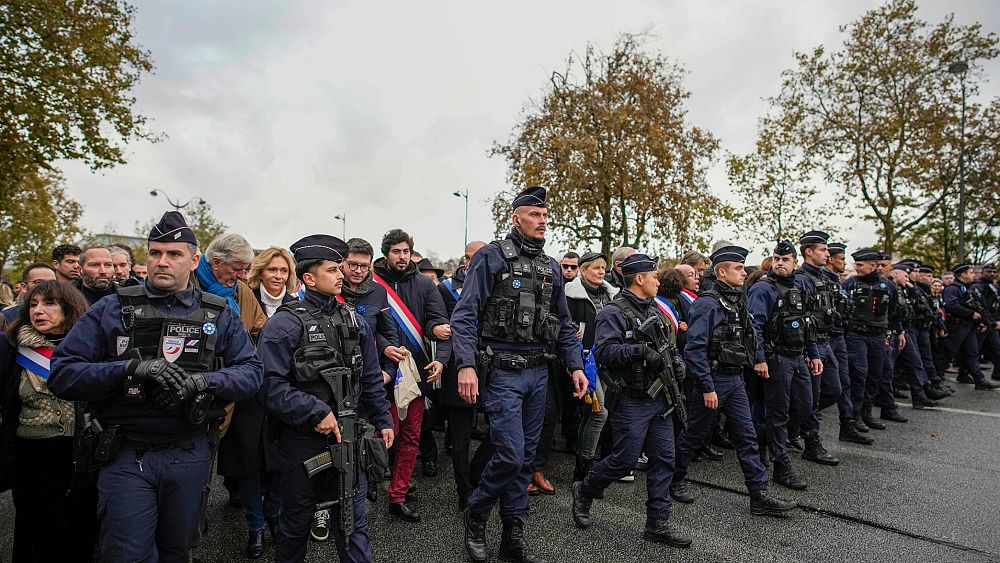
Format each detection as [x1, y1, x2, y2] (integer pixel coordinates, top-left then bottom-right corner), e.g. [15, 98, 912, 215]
[260, 286, 286, 317]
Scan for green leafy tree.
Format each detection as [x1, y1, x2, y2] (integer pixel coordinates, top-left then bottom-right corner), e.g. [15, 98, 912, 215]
[0, 0, 155, 200]
[0, 171, 84, 275]
[752, 0, 998, 253]
[491, 34, 725, 258]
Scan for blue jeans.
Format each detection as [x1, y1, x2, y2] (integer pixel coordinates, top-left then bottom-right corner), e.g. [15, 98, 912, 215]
[467, 364, 548, 522]
[581, 393, 675, 520]
[576, 379, 608, 459]
[97, 436, 212, 563]
[241, 470, 281, 533]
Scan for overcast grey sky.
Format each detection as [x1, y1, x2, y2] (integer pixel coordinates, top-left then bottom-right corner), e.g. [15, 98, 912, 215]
[58, 0, 999, 264]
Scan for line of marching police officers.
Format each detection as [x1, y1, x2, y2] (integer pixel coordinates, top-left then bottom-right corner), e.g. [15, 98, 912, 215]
[8, 185, 999, 563]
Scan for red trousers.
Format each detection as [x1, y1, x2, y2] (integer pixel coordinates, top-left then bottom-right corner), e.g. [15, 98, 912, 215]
[388, 395, 425, 503]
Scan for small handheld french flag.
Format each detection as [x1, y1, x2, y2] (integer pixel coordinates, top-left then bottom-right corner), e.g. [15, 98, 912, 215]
[16, 346, 53, 380]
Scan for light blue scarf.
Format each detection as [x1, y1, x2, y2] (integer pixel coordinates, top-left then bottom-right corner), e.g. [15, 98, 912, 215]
[195, 258, 240, 315]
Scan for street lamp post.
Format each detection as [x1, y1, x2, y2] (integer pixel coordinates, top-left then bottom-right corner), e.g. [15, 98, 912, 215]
[949, 60, 969, 264]
[333, 214, 346, 239]
[453, 189, 469, 247]
[150, 189, 206, 212]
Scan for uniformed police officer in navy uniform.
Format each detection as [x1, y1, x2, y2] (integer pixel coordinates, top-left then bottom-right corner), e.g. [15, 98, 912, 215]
[669, 245, 796, 516]
[747, 241, 826, 491]
[940, 264, 1000, 390]
[970, 264, 1000, 383]
[843, 249, 899, 432]
[257, 234, 395, 563]
[48, 211, 263, 563]
[570, 253, 692, 548]
[451, 187, 588, 563]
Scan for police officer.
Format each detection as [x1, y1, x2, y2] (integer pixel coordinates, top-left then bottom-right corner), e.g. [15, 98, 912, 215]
[669, 245, 796, 515]
[804, 239, 872, 445]
[843, 249, 900, 432]
[940, 264, 1000, 390]
[747, 241, 825, 491]
[48, 211, 263, 563]
[570, 254, 691, 548]
[908, 263, 953, 397]
[452, 187, 588, 563]
[971, 264, 1000, 382]
[887, 263, 942, 408]
[258, 234, 395, 563]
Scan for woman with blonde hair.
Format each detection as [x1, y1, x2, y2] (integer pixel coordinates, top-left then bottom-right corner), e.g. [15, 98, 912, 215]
[248, 247, 297, 317]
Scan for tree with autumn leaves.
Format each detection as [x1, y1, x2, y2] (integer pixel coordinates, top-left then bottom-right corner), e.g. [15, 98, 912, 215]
[491, 35, 725, 259]
[730, 0, 998, 265]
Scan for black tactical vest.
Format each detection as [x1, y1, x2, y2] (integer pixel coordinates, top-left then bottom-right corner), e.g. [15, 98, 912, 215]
[763, 278, 810, 355]
[605, 294, 676, 391]
[846, 276, 891, 330]
[893, 285, 914, 328]
[910, 284, 936, 326]
[701, 289, 755, 370]
[972, 281, 1000, 320]
[97, 285, 225, 424]
[798, 268, 837, 337]
[281, 298, 363, 409]
[480, 240, 560, 344]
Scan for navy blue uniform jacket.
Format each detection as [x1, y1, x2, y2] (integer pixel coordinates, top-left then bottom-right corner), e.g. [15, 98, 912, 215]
[942, 282, 978, 326]
[592, 290, 650, 369]
[683, 291, 744, 395]
[748, 272, 821, 363]
[257, 288, 392, 432]
[450, 241, 584, 373]
[48, 280, 262, 443]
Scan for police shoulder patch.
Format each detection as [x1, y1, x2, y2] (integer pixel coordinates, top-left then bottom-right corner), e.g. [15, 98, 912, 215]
[203, 322, 217, 335]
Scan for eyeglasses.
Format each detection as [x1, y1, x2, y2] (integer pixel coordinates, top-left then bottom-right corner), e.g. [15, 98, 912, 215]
[561, 264, 579, 271]
[345, 262, 370, 272]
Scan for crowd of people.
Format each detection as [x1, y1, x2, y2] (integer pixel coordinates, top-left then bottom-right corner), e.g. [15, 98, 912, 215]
[0, 185, 998, 563]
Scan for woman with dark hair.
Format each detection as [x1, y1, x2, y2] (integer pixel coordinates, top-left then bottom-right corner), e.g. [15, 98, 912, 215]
[0, 280, 97, 561]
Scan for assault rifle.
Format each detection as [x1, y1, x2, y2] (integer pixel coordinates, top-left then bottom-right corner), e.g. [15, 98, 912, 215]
[636, 317, 688, 427]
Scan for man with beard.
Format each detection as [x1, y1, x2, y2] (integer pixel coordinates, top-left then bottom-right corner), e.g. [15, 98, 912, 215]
[373, 229, 451, 523]
[452, 187, 588, 563]
[747, 241, 825, 492]
[74, 247, 117, 306]
[804, 239, 871, 445]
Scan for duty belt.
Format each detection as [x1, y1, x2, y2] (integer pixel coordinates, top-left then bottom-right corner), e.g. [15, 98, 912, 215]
[121, 430, 205, 452]
[494, 353, 548, 370]
[714, 368, 744, 377]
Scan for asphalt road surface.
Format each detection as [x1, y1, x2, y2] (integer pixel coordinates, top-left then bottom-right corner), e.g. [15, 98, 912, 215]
[2, 369, 999, 563]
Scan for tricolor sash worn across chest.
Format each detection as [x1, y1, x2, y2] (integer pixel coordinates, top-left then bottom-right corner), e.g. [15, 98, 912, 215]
[16, 346, 53, 380]
[654, 296, 680, 333]
[442, 278, 461, 301]
[680, 289, 698, 305]
[371, 273, 430, 364]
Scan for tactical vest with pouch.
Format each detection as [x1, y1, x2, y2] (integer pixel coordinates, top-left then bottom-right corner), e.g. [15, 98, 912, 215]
[763, 278, 811, 356]
[701, 289, 755, 371]
[480, 240, 560, 345]
[846, 277, 891, 331]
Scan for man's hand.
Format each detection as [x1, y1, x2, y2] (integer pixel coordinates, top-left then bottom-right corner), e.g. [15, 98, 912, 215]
[381, 370, 392, 386]
[703, 391, 719, 410]
[431, 324, 452, 340]
[570, 370, 588, 399]
[315, 411, 342, 442]
[424, 361, 444, 384]
[898, 332, 906, 351]
[575, 325, 584, 340]
[809, 358, 823, 376]
[384, 346, 408, 363]
[642, 346, 664, 370]
[678, 321, 689, 332]
[972, 312, 982, 321]
[458, 367, 479, 404]
[381, 428, 395, 449]
[754, 362, 769, 380]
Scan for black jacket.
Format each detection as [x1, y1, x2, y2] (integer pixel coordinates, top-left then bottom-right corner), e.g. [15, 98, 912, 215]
[564, 276, 619, 351]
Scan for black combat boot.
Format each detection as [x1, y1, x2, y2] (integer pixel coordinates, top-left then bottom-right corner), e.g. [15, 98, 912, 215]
[975, 380, 1000, 390]
[853, 415, 870, 433]
[772, 459, 807, 490]
[464, 508, 489, 563]
[802, 434, 840, 466]
[880, 408, 908, 423]
[861, 408, 886, 430]
[749, 489, 797, 516]
[669, 480, 695, 504]
[643, 518, 693, 548]
[498, 516, 546, 563]
[839, 418, 874, 445]
[571, 482, 594, 529]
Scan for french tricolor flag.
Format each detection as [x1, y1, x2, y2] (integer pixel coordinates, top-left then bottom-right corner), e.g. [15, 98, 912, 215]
[16, 346, 53, 380]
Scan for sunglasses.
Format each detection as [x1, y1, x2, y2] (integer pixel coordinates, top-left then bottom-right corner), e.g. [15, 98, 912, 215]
[561, 264, 579, 270]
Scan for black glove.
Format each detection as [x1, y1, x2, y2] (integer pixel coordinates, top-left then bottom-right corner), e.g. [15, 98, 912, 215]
[154, 372, 209, 411]
[642, 345, 664, 370]
[673, 355, 686, 380]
